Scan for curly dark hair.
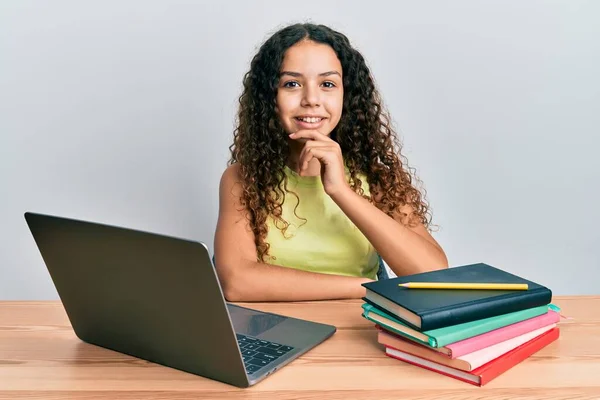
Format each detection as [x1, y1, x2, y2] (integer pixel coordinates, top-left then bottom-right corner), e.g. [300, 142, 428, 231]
[229, 23, 433, 262]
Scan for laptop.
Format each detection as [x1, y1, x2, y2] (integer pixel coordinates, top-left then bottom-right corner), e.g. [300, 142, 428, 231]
[24, 212, 336, 388]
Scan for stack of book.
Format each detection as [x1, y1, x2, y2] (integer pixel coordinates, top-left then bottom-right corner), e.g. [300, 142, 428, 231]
[361, 263, 559, 386]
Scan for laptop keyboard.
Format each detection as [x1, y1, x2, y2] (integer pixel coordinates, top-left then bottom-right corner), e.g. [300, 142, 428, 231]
[236, 333, 295, 375]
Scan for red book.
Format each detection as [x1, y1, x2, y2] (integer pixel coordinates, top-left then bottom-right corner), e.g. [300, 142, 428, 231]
[385, 327, 559, 386]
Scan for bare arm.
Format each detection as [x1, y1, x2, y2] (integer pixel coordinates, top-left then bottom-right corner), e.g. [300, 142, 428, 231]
[329, 185, 449, 276]
[288, 129, 448, 277]
[213, 164, 372, 302]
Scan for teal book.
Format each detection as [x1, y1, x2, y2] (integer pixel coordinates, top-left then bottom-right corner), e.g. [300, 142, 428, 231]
[361, 302, 557, 349]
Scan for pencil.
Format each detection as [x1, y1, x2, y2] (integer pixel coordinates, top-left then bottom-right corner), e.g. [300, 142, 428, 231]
[398, 282, 529, 290]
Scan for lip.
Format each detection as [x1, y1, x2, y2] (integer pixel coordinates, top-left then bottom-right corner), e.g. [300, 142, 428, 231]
[294, 116, 327, 130]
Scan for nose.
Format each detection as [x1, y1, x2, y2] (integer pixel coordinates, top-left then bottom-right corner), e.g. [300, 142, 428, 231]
[301, 83, 321, 107]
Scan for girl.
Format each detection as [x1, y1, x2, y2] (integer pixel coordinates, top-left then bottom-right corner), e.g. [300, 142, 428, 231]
[214, 23, 448, 301]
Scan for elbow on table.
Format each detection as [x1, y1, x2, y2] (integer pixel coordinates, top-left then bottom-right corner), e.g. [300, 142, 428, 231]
[222, 285, 244, 302]
[389, 256, 449, 277]
[425, 252, 449, 272]
[223, 280, 256, 302]
[422, 246, 450, 272]
[216, 265, 250, 302]
[436, 251, 450, 270]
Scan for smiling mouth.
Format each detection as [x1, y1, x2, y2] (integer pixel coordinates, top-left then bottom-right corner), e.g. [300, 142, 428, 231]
[295, 117, 326, 123]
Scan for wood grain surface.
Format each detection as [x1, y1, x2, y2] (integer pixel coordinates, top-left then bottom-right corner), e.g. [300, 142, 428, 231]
[1, 297, 599, 399]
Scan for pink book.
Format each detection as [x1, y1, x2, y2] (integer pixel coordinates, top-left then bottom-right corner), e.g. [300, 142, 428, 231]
[446, 310, 560, 358]
[379, 324, 557, 371]
[385, 328, 560, 386]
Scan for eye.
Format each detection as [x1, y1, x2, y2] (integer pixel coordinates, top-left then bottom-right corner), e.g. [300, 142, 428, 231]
[322, 81, 336, 88]
[283, 81, 300, 88]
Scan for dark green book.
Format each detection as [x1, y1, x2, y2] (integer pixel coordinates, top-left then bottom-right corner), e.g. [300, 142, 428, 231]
[362, 263, 552, 331]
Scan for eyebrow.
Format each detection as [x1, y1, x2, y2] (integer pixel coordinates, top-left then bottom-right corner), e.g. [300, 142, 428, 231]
[280, 71, 341, 78]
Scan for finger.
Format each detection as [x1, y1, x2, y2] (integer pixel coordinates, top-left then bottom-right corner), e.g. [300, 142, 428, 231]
[298, 143, 336, 169]
[301, 141, 333, 150]
[297, 141, 338, 169]
[302, 148, 337, 168]
[299, 147, 315, 174]
[299, 146, 339, 174]
[289, 130, 331, 142]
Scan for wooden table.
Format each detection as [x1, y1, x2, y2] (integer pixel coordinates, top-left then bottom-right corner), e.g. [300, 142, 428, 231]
[1, 297, 599, 399]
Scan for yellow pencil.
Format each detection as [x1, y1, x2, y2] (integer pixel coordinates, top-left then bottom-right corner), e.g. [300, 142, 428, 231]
[398, 282, 529, 290]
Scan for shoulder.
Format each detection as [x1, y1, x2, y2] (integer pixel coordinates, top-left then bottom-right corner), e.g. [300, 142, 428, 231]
[220, 163, 242, 183]
[219, 164, 244, 200]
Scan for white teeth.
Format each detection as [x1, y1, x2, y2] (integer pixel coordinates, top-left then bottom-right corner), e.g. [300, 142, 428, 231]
[298, 117, 323, 123]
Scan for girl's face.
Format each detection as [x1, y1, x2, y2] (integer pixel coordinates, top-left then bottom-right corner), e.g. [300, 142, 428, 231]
[276, 40, 344, 137]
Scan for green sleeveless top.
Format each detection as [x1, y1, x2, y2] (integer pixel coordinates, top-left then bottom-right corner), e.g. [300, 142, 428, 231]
[264, 166, 379, 279]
